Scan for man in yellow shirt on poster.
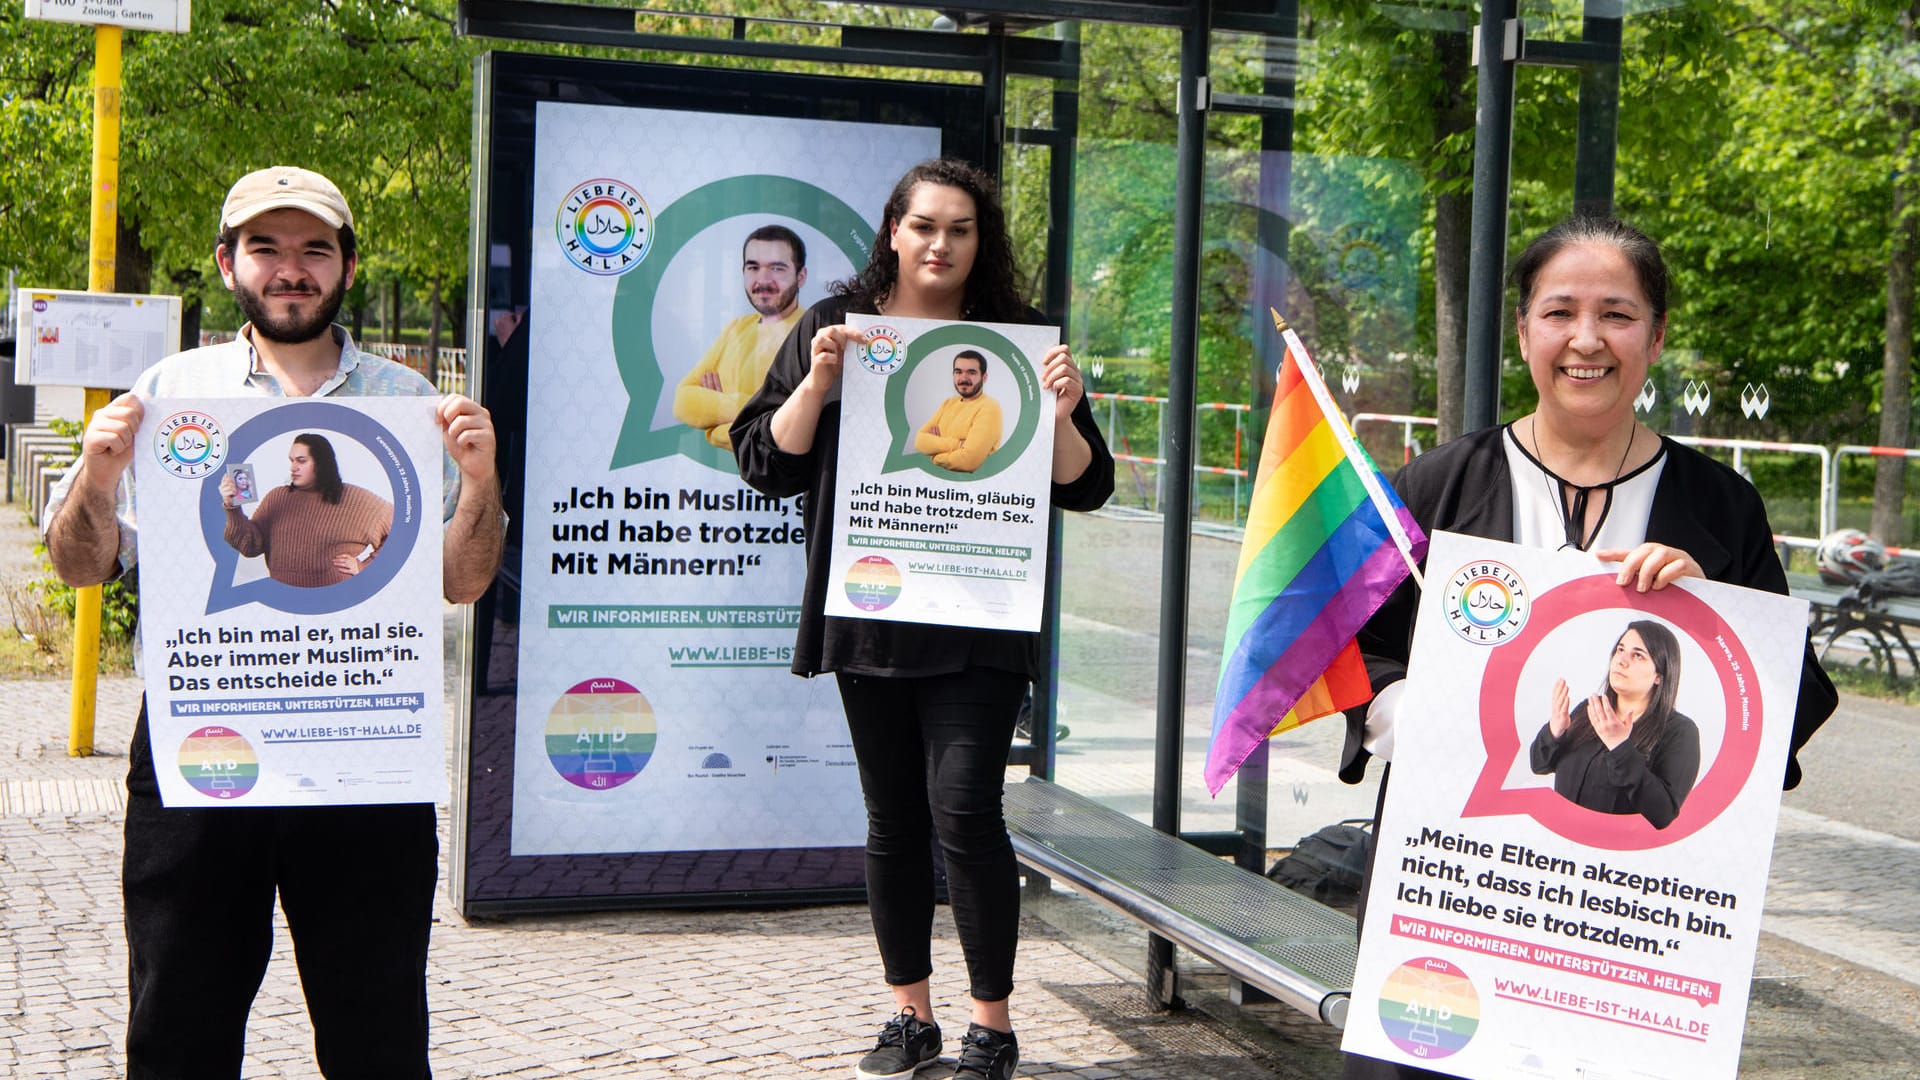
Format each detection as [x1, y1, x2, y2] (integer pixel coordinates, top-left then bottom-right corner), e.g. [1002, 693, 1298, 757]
[674, 224, 807, 449]
[914, 349, 1002, 473]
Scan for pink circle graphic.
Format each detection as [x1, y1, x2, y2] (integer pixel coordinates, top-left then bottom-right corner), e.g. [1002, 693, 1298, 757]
[1462, 575, 1761, 849]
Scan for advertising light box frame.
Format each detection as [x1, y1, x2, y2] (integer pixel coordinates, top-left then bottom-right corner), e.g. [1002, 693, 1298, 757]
[455, 50, 990, 914]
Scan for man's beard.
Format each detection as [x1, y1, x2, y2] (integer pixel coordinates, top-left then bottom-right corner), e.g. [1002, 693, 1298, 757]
[235, 278, 347, 344]
[748, 280, 800, 318]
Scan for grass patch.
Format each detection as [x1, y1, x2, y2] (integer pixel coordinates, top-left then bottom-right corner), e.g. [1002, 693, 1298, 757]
[0, 574, 136, 680]
[1822, 658, 1920, 706]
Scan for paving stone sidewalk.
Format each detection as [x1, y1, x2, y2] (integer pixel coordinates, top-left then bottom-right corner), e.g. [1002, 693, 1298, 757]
[0, 674, 1353, 1079]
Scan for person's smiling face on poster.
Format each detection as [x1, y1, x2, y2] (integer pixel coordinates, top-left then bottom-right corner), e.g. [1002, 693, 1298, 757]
[742, 235, 805, 320]
[951, 351, 986, 400]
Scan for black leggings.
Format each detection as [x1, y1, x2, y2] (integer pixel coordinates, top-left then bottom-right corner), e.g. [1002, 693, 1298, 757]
[837, 667, 1028, 1003]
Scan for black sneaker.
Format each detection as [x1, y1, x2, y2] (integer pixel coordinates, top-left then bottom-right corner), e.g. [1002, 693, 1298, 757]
[854, 1007, 942, 1079]
[953, 1023, 1018, 1079]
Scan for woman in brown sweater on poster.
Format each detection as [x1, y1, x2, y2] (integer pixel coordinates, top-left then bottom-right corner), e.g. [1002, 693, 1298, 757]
[221, 432, 392, 588]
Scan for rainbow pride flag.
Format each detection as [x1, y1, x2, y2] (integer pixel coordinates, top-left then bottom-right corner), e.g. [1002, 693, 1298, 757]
[1204, 311, 1427, 795]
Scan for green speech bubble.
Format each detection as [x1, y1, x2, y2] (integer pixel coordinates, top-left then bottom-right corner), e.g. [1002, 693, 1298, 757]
[610, 176, 875, 471]
[879, 324, 1043, 482]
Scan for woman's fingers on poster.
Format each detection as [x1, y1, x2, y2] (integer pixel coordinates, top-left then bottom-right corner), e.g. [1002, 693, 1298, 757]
[1042, 344, 1083, 418]
[1595, 543, 1703, 592]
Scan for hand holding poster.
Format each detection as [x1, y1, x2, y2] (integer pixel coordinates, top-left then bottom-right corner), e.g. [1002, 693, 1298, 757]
[133, 397, 445, 807]
[827, 313, 1059, 631]
[1343, 532, 1807, 1079]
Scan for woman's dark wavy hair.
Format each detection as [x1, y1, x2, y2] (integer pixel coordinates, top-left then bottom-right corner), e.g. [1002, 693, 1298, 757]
[291, 433, 346, 505]
[1566, 619, 1682, 757]
[832, 159, 1026, 321]
[1510, 214, 1669, 330]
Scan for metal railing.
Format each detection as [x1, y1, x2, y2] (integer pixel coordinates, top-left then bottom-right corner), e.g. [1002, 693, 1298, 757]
[1082, 390, 1912, 551]
[1671, 435, 1834, 546]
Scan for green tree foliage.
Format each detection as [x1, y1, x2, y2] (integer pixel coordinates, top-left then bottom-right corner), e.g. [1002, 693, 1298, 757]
[1, 0, 479, 327]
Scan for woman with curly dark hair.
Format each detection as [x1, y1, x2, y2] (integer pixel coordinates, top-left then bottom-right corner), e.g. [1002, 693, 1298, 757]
[732, 159, 1114, 1080]
[1530, 618, 1699, 829]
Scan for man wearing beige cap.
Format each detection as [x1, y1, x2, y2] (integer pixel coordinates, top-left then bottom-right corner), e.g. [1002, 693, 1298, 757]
[44, 165, 504, 1079]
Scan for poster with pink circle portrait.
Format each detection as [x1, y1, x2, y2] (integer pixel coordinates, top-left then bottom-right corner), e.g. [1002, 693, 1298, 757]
[1342, 532, 1809, 1080]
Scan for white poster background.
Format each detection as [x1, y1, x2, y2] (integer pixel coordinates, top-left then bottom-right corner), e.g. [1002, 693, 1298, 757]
[134, 396, 446, 807]
[515, 102, 939, 856]
[1342, 532, 1807, 1079]
[827, 313, 1058, 631]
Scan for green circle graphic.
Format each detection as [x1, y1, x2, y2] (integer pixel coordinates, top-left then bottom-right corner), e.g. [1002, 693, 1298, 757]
[609, 176, 876, 471]
[881, 324, 1044, 483]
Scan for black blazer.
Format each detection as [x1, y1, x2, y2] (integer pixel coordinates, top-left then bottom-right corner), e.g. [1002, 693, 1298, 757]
[1339, 426, 1836, 790]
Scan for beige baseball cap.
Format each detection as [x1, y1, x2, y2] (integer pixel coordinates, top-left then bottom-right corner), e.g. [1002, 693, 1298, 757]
[220, 166, 354, 231]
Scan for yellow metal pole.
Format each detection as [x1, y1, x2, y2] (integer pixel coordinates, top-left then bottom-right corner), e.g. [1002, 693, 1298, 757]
[70, 24, 122, 757]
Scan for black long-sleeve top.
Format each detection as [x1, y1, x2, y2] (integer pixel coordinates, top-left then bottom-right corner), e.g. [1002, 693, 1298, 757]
[1529, 710, 1701, 829]
[730, 294, 1115, 680]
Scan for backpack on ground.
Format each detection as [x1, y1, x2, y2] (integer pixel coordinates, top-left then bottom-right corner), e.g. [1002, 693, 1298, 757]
[1266, 819, 1373, 912]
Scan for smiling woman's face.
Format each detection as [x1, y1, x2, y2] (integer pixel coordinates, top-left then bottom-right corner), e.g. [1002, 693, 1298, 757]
[1517, 242, 1665, 441]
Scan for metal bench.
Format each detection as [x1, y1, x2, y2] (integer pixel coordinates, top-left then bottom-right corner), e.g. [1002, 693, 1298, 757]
[1003, 776, 1357, 1027]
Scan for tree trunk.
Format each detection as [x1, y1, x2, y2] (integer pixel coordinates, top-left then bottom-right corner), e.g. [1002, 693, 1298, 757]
[1873, 8, 1919, 546]
[1431, 31, 1475, 445]
[173, 270, 202, 353]
[115, 215, 152, 295]
[427, 278, 444, 387]
[385, 279, 402, 345]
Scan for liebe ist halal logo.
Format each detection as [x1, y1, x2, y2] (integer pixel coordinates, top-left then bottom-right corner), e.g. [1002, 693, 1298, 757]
[152, 410, 229, 479]
[557, 178, 653, 276]
[1442, 560, 1531, 645]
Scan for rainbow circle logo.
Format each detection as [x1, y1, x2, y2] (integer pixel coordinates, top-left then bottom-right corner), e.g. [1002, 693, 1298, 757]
[556, 178, 653, 276]
[177, 726, 259, 800]
[1377, 956, 1480, 1062]
[153, 410, 229, 480]
[844, 555, 903, 611]
[1441, 559, 1530, 645]
[858, 325, 906, 375]
[545, 677, 657, 790]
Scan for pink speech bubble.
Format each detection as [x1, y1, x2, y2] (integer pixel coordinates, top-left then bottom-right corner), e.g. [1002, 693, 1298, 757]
[1461, 576, 1761, 850]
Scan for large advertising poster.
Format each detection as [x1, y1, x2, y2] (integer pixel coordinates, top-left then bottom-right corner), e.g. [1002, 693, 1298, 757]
[134, 397, 446, 807]
[512, 101, 941, 856]
[1342, 532, 1807, 1079]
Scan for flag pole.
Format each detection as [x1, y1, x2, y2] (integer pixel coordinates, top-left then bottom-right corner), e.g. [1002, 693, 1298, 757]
[1269, 308, 1425, 591]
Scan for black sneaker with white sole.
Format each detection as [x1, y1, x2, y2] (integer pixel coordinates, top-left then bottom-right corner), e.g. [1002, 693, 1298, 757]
[854, 1007, 942, 1079]
[952, 1023, 1018, 1079]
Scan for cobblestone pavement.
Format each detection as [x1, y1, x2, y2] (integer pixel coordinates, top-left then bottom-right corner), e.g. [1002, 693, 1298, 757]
[0, 676, 1350, 1079]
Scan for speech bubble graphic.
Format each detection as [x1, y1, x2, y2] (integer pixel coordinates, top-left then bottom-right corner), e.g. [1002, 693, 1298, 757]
[609, 176, 875, 471]
[1462, 575, 1762, 850]
[879, 324, 1042, 482]
[201, 402, 422, 615]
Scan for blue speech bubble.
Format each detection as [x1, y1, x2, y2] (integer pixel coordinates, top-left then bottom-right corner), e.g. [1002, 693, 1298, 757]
[201, 402, 422, 615]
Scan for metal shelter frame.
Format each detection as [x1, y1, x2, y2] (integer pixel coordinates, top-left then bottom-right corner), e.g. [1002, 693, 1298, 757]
[457, 0, 1626, 1004]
